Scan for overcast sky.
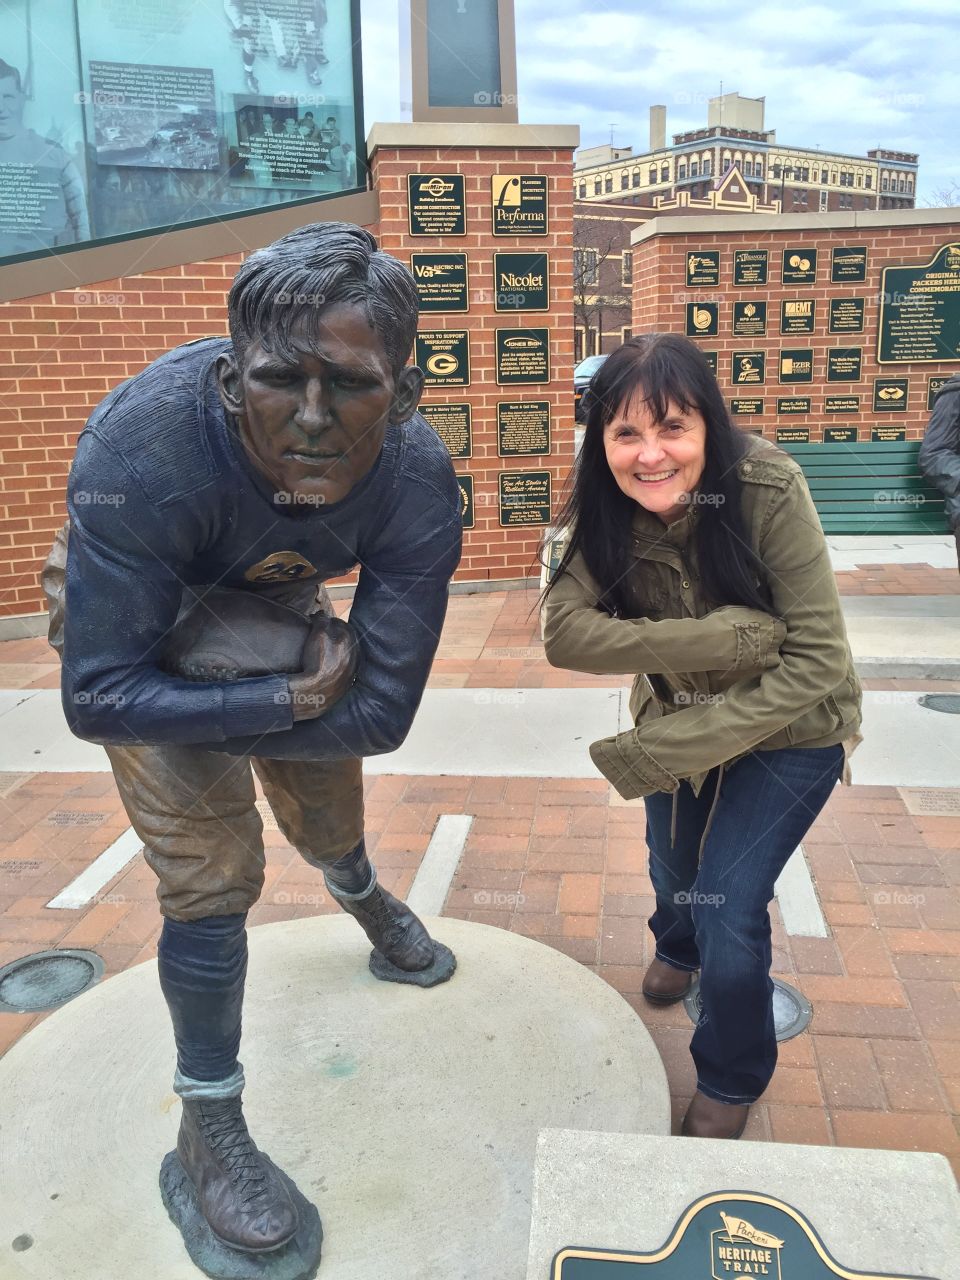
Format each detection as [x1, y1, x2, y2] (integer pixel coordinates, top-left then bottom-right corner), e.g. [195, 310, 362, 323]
[359, 0, 959, 204]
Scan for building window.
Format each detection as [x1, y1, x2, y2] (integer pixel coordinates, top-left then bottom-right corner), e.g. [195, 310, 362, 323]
[604, 175, 613, 192]
[865, 173, 872, 188]
[594, 178, 602, 195]
[678, 163, 687, 179]
[702, 158, 711, 176]
[575, 247, 599, 285]
[771, 163, 781, 179]
[819, 189, 828, 211]
[831, 170, 838, 184]
[622, 326, 633, 342]
[881, 176, 888, 191]
[821, 168, 829, 183]
[690, 161, 699, 177]
[621, 250, 633, 285]
[648, 166, 657, 184]
[660, 163, 669, 181]
[743, 160, 752, 177]
[632, 168, 640, 187]
[621, 172, 629, 189]
[578, 182, 586, 199]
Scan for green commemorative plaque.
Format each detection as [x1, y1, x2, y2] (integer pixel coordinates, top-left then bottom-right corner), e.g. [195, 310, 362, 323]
[782, 248, 817, 285]
[826, 348, 863, 382]
[829, 297, 865, 334]
[408, 174, 466, 236]
[552, 1191, 936, 1278]
[878, 242, 960, 363]
[731, 351, 765, 385]
[730, 398, 764, 416]
[498, 469, 551, 526]
[928, 375, 951, 409]
[776, 397, 811, 414]
[777, 426, 810, 442]
[421, 402, 472, 458]
[497, 400, 550, 456]
[831, 246, 868, 283]
[686, 303, 719, 337]
[702, 350, 719, 375]
[456, 473, 475, 528]
[496, 328, 550, 384]
[873, 425, 907, 442]
[494, 251, 549, 311]
[780, 299, 816, 335]
[733, 249, 768, 285]
[874, 378, 909, 411]
[825, 395, 860, 414]
[779, 349, 814, 383]
[491, 174, 548, 236]
[732, 302, 766, 338]
[411, 252, 468, 312]
[824, 426, 859, 443]
[415, 330, 470, 387]
[686, 250, 720, 287]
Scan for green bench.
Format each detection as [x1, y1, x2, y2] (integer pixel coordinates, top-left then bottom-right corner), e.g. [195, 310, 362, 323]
[777, 440, 950, 534]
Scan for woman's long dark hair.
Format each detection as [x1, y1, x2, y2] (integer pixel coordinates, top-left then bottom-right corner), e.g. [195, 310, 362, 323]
[542, 333, 773, 617]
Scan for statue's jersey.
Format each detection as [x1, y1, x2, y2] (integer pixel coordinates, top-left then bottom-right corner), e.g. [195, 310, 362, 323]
[62, 337, 462, 759]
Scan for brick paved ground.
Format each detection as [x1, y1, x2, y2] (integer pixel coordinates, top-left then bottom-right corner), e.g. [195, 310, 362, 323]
[1, 570, 958, 1174]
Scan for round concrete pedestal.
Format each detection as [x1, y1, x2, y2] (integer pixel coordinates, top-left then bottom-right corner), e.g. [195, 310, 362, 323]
[0, 916, 669, 1280]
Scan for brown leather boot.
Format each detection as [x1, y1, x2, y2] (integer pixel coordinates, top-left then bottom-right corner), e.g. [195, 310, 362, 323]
[177, 1096, 299, 1253]
[641, 958, 694, 1005]
[681, 1091, 750, 1139]
[331, 882, 433, 969]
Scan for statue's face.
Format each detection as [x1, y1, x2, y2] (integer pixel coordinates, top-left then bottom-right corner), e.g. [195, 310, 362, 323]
[217, 302, 422, 507]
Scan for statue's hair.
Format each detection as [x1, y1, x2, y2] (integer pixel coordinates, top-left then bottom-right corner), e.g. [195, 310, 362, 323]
[0, 60, 22, 91]
[227, 222, 419, 377]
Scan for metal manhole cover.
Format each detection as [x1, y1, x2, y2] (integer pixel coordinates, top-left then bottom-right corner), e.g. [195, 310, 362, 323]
[0, 949, 104, 1014]
[684, 976, 812, 1041]
[918, 694, 960, 715]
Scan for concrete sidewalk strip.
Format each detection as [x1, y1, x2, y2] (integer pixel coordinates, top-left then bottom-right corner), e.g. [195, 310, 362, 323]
[774, 845, 828, 939]
[45, 827, 143, 910]
[406, 814, 474, 917]
[2, 689, 960, 786]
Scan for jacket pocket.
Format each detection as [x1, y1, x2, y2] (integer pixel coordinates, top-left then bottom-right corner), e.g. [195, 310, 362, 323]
[781, 693, 847, 746]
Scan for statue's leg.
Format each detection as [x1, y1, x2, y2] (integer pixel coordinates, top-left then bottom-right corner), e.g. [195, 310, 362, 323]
[104, 744, 307, 1255]
[252, 755, 457, 987]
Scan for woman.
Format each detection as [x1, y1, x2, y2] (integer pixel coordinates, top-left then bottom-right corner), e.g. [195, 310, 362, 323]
[542, 333, 862, 1139]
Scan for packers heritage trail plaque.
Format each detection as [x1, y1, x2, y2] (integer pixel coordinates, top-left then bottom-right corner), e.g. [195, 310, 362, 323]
[496, 328, 550, 384]
[457, 474, 475, 528]
[493, 252, 549, 312]
[733, 302, 767, 338]
[779, 350, 814, 383]
[499, 470, 551, 526]
[408, 175, 466, 236]
[831, 246, 868, 283]
[491, 174, 548, 236]
[731, 351, 765, 385]
[686, 303, 719, 337]
[497, 401, 550, 456]
[874, 378, 909, 411]
[829, 298, 865, 334]
[686, 251, 720, 287]
[826, 348, 863, 382]
[552, 1191, 937, 1279]
[415, 330, 470, 387]
[782, 249, 817, 285]
[411, 253, 469, 313]
[878, 242, 960, 364]
[421, 402, 472, 458]
[733, 249, 768, 285]
[780, 299, 816, 336]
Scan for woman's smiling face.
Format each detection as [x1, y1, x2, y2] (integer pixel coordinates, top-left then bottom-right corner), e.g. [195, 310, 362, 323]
[603, 391, 708, 524]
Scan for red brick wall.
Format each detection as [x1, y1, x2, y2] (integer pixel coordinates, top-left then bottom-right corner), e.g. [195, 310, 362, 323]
[632, 218, 960, 443]
[372, 142, 575, 585]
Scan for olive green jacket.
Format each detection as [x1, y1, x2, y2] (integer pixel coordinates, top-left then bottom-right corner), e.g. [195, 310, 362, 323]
[542, 436, 863, 800]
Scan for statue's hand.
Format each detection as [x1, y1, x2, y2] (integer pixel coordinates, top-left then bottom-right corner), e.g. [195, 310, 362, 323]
[286, 615, 359, 721]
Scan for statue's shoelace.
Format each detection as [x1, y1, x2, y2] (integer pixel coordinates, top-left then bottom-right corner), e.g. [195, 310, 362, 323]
[198, 1104, 272, 1209]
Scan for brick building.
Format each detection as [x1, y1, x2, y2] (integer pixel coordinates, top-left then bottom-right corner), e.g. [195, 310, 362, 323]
[576, 93, 917, 217]
[573, 200, 648, 359]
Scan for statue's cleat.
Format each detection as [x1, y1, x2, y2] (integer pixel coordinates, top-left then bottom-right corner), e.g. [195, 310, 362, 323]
[177, 1095, 299, 1253]
[330, 882, 457, 987]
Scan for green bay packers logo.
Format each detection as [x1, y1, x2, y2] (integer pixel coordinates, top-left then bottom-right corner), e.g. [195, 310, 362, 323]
[426, 351, 460, 377]
[244, 551, 318, 583]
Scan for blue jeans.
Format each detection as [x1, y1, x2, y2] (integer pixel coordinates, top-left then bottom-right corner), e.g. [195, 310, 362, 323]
[644, 743, 844, 1105]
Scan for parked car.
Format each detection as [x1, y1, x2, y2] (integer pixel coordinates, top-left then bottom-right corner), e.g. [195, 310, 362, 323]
[574, 354, 608, 421]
